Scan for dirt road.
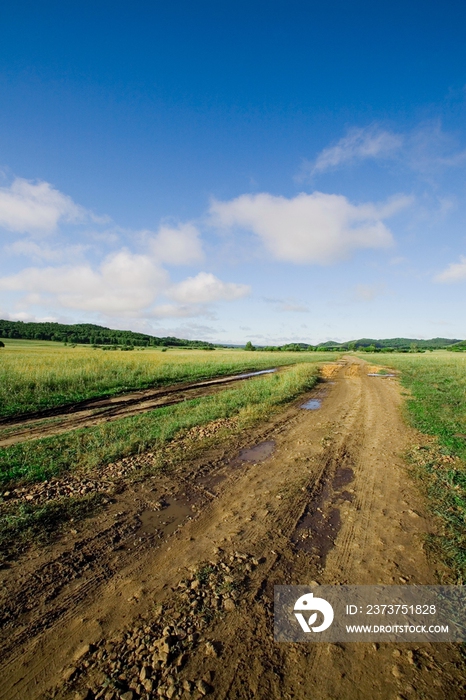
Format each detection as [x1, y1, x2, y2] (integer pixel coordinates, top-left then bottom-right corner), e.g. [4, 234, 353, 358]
[1, 357, 464, 700]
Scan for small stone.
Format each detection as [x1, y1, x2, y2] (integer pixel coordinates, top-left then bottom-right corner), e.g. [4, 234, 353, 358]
[62, 666, 77, 682]
[392, 649, 401, 657]
[392, 665, 403, 678]
[196, 679, 212, 695]
[120, 692, 134, 700]
[73, 643, 93, 662]
[182, 680, 193, 692]
[139, 665, 151, 681]
[142, 679, 154, 692]
[223, 598, 236, 611]
[205, 641, 218, 657]
[166, 687, 176, 699]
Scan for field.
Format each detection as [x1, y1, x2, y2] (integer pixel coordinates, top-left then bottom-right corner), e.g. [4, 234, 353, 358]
[0, 340, 333, 418]
[2, 346, 466, 699]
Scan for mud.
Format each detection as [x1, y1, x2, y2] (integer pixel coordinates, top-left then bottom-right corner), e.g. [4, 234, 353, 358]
[1, 357, 465, 700]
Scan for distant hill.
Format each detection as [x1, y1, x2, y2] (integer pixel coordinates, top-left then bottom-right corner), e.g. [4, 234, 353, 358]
[0, 319, 215, 348]
[317, 337, 462, 351]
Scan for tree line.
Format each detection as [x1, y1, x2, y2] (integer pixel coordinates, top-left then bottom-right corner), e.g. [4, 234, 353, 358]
[0, 320, 215, 349]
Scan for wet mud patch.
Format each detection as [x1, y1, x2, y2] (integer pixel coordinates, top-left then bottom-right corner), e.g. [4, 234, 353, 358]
[139, 500, 192, 539]
[232, 440, 276, 465]
[293, 462, 355, 569]
[301, 399, 322, 410]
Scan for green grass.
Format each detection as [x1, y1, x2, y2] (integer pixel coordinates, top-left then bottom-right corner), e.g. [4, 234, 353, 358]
[0, 340, 335, 418]
[366, 352, 466, 460]
[0, 362, 321, 487]
[362, 351, 466, 581]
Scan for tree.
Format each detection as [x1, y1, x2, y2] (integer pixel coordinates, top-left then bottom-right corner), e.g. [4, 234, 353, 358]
[244, 341, 256, 351]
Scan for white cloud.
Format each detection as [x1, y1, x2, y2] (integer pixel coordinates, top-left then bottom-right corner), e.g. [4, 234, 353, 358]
[210, 191, 410, 265]
[4, 239, 89, 263]
[0, 250, 169, 316]
[0, 177, 95, 234]
[148, 222, 204, 265]
[168, 272, 250, 303]
[435, 256, 466, 283]
[310, 127, 402, 174]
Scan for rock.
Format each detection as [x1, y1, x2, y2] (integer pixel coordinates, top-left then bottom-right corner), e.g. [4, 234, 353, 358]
[139, 665, 151, 681]
[74, 643, 94, 662]
[166, 686, 176, 699]
[205, 642, 218, 657]
[191, 579, 200, 590]
[196, 679, 212, 696]
[223, 598, 236, 611]
[182, 680, 193, 692]
[63, 666, 77, 682]
[142, 679, 154, 692]
[392, 665, 403, 678]
[119, 692, 134, 700]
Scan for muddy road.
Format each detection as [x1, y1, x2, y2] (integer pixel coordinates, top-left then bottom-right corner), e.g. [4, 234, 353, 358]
[1, 357, 464, 700]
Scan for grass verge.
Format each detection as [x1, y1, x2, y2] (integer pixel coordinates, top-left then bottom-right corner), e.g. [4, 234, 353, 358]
[0, 362, 319, 487]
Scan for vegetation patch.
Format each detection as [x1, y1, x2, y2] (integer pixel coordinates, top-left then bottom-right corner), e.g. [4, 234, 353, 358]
[0, 343, 333, 419]
[0, 363, 320, 487]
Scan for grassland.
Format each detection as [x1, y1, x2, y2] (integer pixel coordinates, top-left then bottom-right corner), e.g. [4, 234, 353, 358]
[0, 361, 325, 487]
[364, 351, 466, 581]
[0, 340, 334, 418]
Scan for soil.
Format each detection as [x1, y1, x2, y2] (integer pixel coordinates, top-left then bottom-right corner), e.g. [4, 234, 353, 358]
[1, 357, 465, 700]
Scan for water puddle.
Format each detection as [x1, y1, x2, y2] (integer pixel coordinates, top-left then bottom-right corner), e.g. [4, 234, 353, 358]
[301, 399, 322, 410]
[139, 500, 191, 538]
[237, 440, 275, 463]
[367, 373, 395, 378]
[235, 368, 277, 379]
[293, 464, 355, 568]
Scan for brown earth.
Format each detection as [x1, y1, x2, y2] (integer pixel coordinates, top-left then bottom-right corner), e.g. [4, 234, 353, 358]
[1, 357, 464, 700]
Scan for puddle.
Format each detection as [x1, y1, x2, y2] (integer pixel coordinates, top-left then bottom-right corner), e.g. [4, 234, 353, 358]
[235, 368, 277, 380]
[293, 463, 355, 568]
[301, 399, 322, 410]
[230, 440, 276, 466]
[367, 373, 396, 378]
[139, 500, 191, 537]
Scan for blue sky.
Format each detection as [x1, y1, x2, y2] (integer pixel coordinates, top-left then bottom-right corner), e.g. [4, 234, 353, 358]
[1, 0, 466, 344]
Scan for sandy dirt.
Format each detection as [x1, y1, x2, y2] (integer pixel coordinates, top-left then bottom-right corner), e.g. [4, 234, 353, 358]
[1, 357, 464, 700]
